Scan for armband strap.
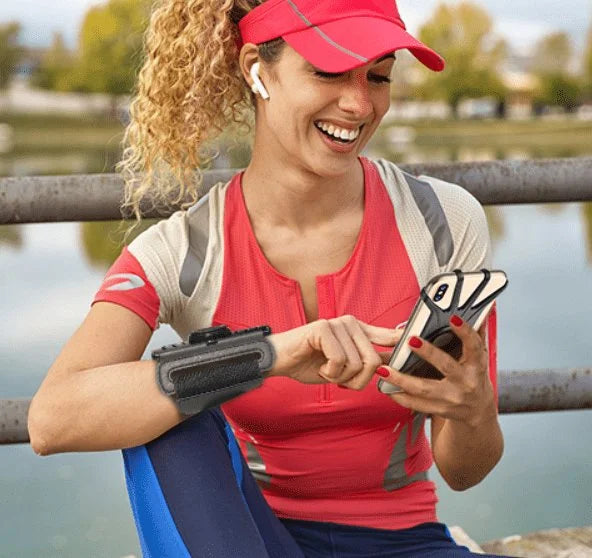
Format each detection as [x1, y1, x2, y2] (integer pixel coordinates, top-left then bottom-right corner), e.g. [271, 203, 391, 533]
[152, 325, 275, 416]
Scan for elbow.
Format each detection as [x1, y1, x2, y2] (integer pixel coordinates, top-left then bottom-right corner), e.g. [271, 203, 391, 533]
[444, 445, 504, 492]
[28, 409, 52, 456]
[442, 468, 487, 491]
[27, 396, 63, 456]
[443, 473, 476, 492]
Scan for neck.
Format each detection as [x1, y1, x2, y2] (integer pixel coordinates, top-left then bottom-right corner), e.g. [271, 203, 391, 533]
[242, 148, 364, 235]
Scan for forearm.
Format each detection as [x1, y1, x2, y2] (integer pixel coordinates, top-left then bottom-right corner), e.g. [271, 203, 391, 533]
[431, 405, 503, 491]
[28, 360, 182, 455]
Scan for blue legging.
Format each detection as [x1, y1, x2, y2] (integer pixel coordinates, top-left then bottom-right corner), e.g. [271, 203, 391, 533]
[122, 408, 510, 557]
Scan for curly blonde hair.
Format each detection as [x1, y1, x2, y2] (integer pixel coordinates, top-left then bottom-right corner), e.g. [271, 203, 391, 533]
[118, 0, 284, 220]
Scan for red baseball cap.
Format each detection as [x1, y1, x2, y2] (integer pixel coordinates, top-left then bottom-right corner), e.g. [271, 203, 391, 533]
[238, 0, 445, 72]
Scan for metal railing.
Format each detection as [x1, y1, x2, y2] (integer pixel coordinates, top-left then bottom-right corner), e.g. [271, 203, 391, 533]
[2, 158, 592, 224]
[2, 157, 592, 445]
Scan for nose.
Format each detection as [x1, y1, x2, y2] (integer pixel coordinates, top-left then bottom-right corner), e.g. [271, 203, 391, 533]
[337, 76, 373, 119]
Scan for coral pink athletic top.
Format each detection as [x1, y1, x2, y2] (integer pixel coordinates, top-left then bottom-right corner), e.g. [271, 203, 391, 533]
[94, 157, 497, 530]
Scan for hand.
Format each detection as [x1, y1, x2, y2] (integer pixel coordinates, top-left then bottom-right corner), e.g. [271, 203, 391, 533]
[268, 315, 403, 389]
[377, 315, 497, 427]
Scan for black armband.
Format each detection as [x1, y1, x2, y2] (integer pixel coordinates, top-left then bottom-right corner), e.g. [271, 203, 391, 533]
[153, 325, 275, 416]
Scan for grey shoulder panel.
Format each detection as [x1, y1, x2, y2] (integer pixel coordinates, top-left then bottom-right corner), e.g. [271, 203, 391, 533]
[179, 194, 210, 297]
[401, 171, 454, 267]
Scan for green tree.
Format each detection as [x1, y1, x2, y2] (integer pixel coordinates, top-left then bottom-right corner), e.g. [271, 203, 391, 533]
[32, 32, 76, 91]
[0, 22, 22, 90]
[531, 32, 581, 111]
[75, 0, 150, 93]
[531, 32, 572, 76]
[81, 220, 155, 270]
[415, 2, 507, 116]
[535, 73, 581, 112]
[69, 0, 151, 115]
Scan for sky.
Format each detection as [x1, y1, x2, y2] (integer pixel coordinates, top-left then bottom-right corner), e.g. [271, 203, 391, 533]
[0, 0, 591, 55]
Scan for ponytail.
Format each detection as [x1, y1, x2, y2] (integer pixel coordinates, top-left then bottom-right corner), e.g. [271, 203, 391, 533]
[119, 0, 273, 221]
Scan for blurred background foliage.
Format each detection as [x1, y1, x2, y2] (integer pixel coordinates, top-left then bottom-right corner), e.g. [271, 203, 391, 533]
[416, 3, 508, 114]
[0, 22, 23, 89]
[2, 0, 592, 267]
[2, 0, 592, 112]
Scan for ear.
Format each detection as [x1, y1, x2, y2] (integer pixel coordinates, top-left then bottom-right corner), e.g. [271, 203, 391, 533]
[239, 43, 261, 89]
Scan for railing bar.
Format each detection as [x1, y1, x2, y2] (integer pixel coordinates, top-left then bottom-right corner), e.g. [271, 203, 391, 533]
[2, 368, 591, 444]
[2, 158, 592, 224]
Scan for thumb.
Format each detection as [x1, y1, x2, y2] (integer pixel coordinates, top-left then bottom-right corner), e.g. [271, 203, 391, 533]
[360, 322, 404, 347]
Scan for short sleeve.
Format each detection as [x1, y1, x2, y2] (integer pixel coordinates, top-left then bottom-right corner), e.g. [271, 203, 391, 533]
[92, 246, 160, 330]
[92, 211, 189, 330]
[125, 211, 189, 328]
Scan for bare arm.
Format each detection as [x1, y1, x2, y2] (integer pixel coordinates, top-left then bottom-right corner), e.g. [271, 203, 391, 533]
[430, 403, 503, 491]
[28, 302, 183, 455]
[378, 316, 503, 491]
[429, 319, 503, 490]
[29, 309, 399, 456]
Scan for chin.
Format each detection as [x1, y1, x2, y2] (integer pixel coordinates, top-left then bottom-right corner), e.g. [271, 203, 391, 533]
[308, 154, 360, 178]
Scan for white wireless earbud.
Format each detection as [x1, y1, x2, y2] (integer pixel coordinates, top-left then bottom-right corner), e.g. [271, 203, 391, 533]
[250, 62, 270, 100]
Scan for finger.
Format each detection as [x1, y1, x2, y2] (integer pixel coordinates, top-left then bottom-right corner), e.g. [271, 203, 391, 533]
[325, 319, 363, 381]
[390, 391, 445, 415]
[313, 320, 348, 380]
[478, 320, 487, 342]
[333, 316, 383, 388]
[406, 335, 459, 378]
[377, 366, 441, 399]
[359, 321, 403, 348]
[449, 315, 484, 363]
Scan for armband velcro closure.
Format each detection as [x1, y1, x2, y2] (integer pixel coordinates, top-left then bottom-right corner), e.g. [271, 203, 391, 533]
[153, 325, 275, 416]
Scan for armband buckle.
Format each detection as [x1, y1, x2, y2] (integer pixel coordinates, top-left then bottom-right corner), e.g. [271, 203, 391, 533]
[152, 325, 275, 416]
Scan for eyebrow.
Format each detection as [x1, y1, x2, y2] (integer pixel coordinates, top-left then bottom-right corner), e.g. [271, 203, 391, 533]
[374, 54, 396, 64]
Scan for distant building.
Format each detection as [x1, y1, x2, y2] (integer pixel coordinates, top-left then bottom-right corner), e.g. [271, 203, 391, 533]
[14, 46, 46, 79]
[501, 71, 539, 119]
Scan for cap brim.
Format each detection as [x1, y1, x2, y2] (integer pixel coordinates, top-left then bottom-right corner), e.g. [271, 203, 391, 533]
[282, 16, 445, 73]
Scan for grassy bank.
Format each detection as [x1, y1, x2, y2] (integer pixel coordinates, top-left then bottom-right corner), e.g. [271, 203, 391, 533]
[2, 111, 591, 161]
[383, 118, 592, 149]
[0, 112, 124, 155]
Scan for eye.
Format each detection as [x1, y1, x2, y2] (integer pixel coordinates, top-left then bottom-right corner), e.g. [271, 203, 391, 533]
[314, 70, 391, 84]
[314, 70, 344, 79]
[369, 74, 392, 84]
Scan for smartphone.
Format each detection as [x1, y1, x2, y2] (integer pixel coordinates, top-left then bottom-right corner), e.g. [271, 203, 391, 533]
[377, 269, 508, 394]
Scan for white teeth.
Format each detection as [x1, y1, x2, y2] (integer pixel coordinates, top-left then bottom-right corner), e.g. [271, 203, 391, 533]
[315, 121, 361, 142]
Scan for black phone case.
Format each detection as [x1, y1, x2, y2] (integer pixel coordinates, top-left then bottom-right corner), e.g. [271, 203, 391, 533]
[379, 269, 508, 392]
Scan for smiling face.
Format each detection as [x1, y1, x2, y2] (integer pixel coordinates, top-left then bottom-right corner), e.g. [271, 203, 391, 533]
[246, 44, 395, 178]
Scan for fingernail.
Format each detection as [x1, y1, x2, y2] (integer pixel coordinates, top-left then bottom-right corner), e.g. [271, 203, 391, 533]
[450, 315, 463, 327]
[375, 366, 390, 378]
[337, 384, 349, 389]
[409, 336, 423, 349]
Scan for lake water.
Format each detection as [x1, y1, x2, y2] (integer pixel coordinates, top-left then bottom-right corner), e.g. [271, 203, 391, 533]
[1, 128, 592, 557]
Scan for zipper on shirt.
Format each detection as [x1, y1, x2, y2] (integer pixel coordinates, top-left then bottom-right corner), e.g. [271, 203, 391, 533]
[319, 383, 332, 404]
[316, 276, 337, 405]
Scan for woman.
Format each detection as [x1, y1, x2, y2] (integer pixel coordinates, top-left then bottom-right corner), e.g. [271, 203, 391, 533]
[28, 0, 506, 556]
